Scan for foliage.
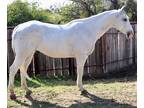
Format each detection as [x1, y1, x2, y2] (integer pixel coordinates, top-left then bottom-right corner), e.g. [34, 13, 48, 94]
[7, 0, 137, 26]
[55, 4, 79, 23]
[8, 0, 31, 26]
[109, 0, 122, 9]
[57, 0, 105, 23]
[125, 0, 137, 21]
[57, 0, 137, 22]
[8, 0, 52, 26]
[108, 0, 137, 21]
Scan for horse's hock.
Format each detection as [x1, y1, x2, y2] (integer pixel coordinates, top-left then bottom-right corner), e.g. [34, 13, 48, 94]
[7, 22, 137, 78]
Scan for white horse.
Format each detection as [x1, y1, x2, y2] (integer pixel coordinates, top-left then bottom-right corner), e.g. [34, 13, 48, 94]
[8, 6, 134, 99]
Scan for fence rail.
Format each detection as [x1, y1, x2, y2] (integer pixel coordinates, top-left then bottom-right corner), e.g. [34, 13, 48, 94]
[7, 22, 137, 78]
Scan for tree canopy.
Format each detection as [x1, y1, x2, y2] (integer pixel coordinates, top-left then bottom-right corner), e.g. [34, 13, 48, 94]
[7, 0, 137, 26]
[58, 0, 137, 22]
[7, 0, 62, 26]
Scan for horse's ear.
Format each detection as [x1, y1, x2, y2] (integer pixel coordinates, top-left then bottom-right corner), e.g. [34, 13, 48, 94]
[117, 5, 126, 17]
[118, 5, 126, 14]
[121, 5, 126, 11]
[121, 5, 126, 10]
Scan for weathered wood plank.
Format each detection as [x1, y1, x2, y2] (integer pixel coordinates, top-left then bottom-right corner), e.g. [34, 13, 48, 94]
[54, 58, 62, 77]
[46, 57, 55, 77]
[61, 58, 69, 76]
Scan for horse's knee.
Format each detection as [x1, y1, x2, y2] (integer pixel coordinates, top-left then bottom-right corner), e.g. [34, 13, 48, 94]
[9, 65, 18, 82]
[8, 65, 18, 87]
[9, 69, 17, 77]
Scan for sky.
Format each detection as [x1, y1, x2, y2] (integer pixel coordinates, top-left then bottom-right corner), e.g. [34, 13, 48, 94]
[7, 0, 71, 9]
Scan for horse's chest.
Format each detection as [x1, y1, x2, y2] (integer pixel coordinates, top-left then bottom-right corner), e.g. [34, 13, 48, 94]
[73, 39, 95, 55]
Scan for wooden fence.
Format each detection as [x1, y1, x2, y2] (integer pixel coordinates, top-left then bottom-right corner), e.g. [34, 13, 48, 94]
[7, 22, 137, 78]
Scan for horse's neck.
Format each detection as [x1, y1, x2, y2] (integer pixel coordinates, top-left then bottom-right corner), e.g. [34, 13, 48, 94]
[86, 11, 115, 40]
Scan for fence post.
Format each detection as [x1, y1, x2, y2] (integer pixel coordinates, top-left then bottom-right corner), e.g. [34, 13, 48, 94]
[34, 52, 40, 76]
[69, 58, 76, 79]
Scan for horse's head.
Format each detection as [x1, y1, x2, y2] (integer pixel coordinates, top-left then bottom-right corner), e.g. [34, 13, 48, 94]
[113, 6, 134, 38]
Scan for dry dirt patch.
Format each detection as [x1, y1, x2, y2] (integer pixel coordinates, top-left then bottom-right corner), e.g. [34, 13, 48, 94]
[8, 76, 136, 108]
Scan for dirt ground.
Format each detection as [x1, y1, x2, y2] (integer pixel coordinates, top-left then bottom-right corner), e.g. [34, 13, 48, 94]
[8, 76, 137, 108]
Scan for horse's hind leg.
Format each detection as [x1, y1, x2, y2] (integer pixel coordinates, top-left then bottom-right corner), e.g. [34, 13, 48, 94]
[8, 55, 25, 100]
[20, 53, 34, 96]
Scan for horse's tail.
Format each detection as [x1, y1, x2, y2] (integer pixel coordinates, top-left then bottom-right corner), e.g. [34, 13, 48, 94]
[24, 72, 32, 80]
[11, 25, 19, 56]
[21, 71, 32, 81]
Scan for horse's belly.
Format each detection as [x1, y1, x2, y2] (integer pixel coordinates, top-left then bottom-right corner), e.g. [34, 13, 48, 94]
[37, 42, 74, 58]
[40, 49, 74, 58]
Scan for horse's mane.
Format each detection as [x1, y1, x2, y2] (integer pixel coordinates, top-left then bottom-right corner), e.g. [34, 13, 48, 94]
[66, 9, 118, 25]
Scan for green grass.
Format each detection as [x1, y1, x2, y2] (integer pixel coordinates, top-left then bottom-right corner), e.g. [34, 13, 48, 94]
[8, 76, 137, 108]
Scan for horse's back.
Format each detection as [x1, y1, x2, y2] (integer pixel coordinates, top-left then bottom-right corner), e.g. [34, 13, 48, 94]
[11, 20, 90, 58]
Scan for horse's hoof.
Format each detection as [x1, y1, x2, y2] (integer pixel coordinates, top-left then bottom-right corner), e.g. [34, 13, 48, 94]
[10, 94, 16, 100]
[81, 89, 88, 95]
[26, 90, 32, 96]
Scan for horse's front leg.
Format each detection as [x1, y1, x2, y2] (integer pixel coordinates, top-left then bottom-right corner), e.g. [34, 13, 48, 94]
[76, 55, 88, 94]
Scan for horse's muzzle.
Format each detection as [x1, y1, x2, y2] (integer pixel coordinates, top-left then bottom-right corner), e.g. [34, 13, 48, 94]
[127, 31, 134, 38]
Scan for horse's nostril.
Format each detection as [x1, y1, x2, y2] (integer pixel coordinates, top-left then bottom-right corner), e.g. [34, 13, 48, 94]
[127, 32, 130, 37]
[127, 31, 134, 38]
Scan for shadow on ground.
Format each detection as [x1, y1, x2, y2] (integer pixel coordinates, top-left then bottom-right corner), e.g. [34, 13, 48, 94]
[71, 91, 136, 108]
[13, 91, 136, 108]
[14, 95, 63, 108]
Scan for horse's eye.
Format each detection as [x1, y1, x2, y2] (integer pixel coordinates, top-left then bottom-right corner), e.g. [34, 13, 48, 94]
[123, 18, 127, 22]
